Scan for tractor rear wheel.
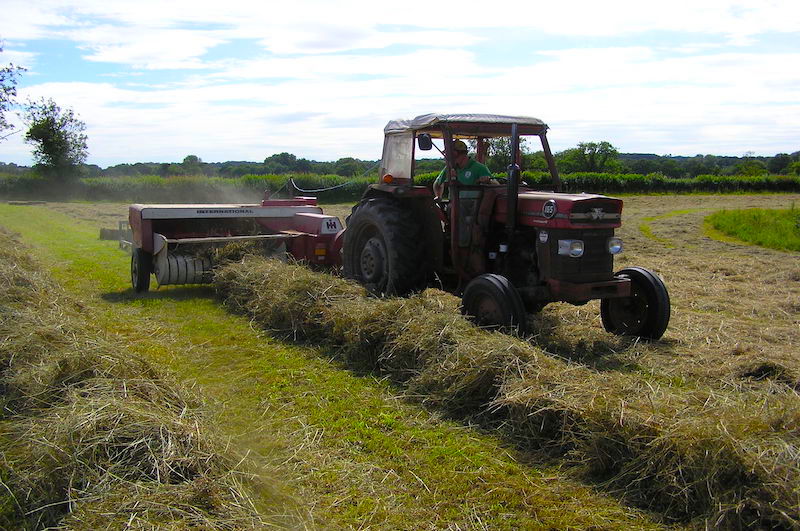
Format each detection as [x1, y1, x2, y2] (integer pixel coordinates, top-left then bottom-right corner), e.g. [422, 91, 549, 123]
[601, 267, 670, 340]
[342, 199, 427, 296]
[131, 248, 152, 293]
[462, 274, 528, 335]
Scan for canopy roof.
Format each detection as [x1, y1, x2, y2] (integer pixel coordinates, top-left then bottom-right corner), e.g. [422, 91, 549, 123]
[384, 113, 548, 138]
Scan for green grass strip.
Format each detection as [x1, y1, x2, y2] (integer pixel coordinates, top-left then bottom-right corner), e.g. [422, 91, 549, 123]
[705, 207, 800, 252]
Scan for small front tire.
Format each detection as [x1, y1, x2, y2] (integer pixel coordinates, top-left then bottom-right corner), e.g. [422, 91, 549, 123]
[601, 267, 670, 340]
[131, 248, 152, 293]
[462, 274, 528, 335]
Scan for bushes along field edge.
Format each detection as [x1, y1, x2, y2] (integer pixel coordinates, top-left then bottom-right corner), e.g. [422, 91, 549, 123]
[214, 256, 800, 528]
[1, 171, 800, 203]
[0, 228, 298, 528]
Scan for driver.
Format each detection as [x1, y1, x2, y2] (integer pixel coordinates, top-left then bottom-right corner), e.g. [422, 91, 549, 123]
[432, 140, 495, 199]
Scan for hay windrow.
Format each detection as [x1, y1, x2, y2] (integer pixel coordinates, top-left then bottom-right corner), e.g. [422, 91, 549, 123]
[215, 255, 800, 527]
[0, 229, 283, 529]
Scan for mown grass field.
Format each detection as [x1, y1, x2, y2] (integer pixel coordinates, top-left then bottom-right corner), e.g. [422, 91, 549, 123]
[0, 203, 661, 529]
[1, 193, 799, 528]
[0, 228, 291, 528]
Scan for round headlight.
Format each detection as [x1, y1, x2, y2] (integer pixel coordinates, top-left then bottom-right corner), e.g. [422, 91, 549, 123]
[607, 237, 623, 254]
[558, 239, 584, 257]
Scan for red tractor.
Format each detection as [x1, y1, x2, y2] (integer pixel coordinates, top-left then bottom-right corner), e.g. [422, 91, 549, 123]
[342, 113, 670, 339]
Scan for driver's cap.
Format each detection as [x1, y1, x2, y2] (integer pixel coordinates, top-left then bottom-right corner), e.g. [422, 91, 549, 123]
[452, 139, 468, 153]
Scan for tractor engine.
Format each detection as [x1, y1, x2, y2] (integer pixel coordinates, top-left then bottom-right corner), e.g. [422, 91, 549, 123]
[492, 191, 628, 307]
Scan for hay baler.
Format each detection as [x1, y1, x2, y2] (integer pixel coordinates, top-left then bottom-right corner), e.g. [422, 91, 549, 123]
[128, 195, 343, 292]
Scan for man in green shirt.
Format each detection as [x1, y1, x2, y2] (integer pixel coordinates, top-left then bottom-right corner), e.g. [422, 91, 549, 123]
[432, 139, 494, 200]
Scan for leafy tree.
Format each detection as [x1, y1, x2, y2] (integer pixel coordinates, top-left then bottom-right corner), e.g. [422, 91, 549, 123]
[684, 155, 719, 177]
[23, 98, 88, 177]
[294, 157, 313, 173]
[768, 153, 792, 174]
[182, 154, 202, 175]
[522, 151, 548, 172]
[734, 159, 768, 176]
[623, 157, 662, 175]
[658, 158, 684, 178]
[219, 162, 263, 177]
[334, 157, 364, 177]
[1, 44, 25, 141]
[482, 137, 531, 173]
[556, 141, 621, 173]
[263, 152, 297, 174]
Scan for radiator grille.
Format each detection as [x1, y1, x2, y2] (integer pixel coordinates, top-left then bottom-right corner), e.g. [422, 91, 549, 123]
[547, 229, 614, 282]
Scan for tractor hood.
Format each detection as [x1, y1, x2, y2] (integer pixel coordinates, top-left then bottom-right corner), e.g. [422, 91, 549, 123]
[493, 190, 623, 229]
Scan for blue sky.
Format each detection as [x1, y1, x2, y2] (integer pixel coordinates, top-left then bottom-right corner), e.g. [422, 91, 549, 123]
[1, 0, 798, 167]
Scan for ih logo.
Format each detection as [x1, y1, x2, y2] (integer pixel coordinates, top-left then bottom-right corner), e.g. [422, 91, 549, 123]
[590, 208, 605, 220]
[321, 218, 341, 234]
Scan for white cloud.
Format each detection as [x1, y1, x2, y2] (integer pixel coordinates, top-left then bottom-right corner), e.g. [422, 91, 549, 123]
[68, 26, 226, 69]
[6, 0, 800, 65]
[1, 0, 799, 165]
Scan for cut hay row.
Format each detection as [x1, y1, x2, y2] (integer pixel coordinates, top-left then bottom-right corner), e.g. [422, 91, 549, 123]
[214, 256, 800, 528]
[0, 228, 287, 529]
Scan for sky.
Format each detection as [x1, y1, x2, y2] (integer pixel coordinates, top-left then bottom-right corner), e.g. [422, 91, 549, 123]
[0, 0, 798, 167]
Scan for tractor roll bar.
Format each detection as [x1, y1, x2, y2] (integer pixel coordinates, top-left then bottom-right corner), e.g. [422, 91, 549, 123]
[505, 123, 520, 257]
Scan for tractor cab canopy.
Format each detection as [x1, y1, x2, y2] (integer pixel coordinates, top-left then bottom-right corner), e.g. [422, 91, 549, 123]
[384, 113, 548, 138]
[380, 113, 557, 185]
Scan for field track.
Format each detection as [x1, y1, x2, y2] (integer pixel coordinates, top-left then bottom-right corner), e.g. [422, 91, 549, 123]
[1, 193, 798, 528]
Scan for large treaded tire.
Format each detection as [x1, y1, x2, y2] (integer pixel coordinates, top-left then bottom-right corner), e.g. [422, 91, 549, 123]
[131, 247, 152, 293]
[462, 274, 528, 335]
[600, 267, 670, 340]
[342, 199, 427, 296]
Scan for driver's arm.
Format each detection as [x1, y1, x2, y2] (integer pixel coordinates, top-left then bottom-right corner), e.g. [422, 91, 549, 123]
[433, 169, 447, 199]
[433, 180, 445, 199]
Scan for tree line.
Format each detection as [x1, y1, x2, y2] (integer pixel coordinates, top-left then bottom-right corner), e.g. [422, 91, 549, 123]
[3, 145, 798, 181]
[482, 139, 800, 178]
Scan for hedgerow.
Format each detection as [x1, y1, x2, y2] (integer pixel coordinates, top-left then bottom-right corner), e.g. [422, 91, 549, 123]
[1, 171, 799, 203]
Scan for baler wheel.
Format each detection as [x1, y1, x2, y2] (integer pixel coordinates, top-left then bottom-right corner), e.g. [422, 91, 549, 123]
[342, 199, 427, 296]
[131, 248, 152, 293]
[462, 274, 528, 335]
[600, 267, 670, 340]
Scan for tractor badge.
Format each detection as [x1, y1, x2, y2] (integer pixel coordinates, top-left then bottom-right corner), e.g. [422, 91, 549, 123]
[542, 200, 557, 219]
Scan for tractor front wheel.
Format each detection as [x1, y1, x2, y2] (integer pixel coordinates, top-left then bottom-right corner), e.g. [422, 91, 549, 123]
[462, 274, 528, 335]
[131, 248, 152, 293]
[600, 267, 670, 340]
[342, 199, 427, 296]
